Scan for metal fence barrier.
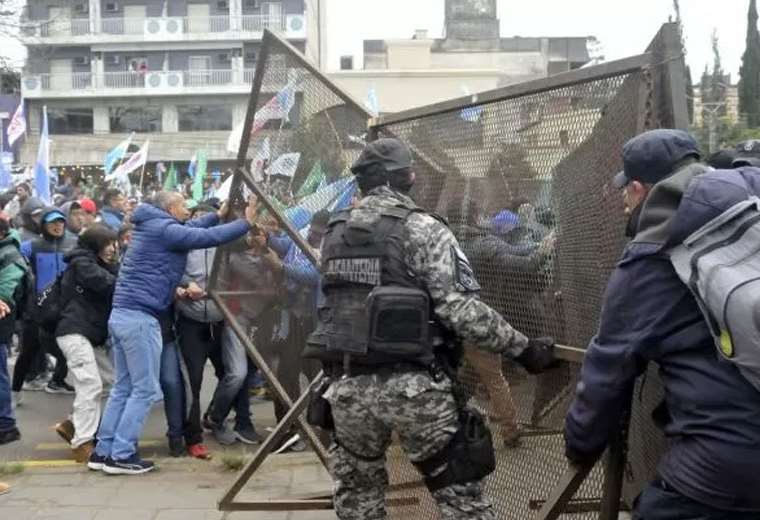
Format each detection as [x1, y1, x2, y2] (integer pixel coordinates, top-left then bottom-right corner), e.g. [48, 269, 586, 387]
[210, 22, 689, 518]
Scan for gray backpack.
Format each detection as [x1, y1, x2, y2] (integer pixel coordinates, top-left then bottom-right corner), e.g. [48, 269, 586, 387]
[670, 196, 760, 393]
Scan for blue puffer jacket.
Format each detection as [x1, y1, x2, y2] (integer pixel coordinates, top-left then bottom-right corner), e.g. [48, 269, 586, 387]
[20, 207, 78, 294]
[565, 166, 760, 512]
[100, 206, 125, 231]
[111, 203, 250, 316]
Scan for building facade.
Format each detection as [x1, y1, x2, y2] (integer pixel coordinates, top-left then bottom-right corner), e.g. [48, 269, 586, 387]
[18, 0, 309, 167]
[329, 0, 592, 113]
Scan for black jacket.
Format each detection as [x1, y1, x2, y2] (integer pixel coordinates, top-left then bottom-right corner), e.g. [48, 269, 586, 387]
[55, 249, 118, 346]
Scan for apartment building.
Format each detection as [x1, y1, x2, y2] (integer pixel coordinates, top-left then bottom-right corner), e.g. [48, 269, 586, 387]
[18, 0, 308, 167]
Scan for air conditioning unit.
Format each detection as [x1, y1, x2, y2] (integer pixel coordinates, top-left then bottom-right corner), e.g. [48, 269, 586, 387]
[164, 71, 183, 88]
[104, 2, 120, 13]
[217, 0, 229, 10]
[74, 56, 90, 66]
[106, 55, 120, 66]
[143, 18, 184, 39]
[74, 3, 89, 14]
[164, 17, 183, 36]
[22, 76, 43, 96]
[285, 14, 305, 38]
[217, 52, 232, 63]
[244, 51, 257, 63]
[145, 71, 183, 89]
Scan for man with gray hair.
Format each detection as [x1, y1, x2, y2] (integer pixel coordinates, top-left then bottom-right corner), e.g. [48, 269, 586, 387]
[88, 192, 258, 475]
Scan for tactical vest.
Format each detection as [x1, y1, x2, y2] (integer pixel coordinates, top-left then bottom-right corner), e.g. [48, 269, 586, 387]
[304, 204, 437, 366]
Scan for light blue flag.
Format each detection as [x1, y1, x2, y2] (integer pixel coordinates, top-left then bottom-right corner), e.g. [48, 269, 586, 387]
[104, 132, 134, 175]
[364, 86, 379, 116]
[34, 106, 51, 204]
[0, 154, 11, 191]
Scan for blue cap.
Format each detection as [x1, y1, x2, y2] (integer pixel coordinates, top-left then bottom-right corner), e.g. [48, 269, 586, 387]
[612, 129, 700, 189]
[42, 210, 66, 224]
[491, 210, 519, 234]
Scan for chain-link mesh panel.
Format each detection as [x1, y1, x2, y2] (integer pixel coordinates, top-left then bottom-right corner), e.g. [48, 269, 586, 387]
[373, 68, 651, 519]
[212, 24, 687, 519]
[210, 31, 371, 464]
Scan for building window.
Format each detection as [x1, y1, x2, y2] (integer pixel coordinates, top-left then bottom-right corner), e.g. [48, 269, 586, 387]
[340, 56, 354, 70]
[177, 105, 232, 131]
[47, 107, 93, 134]
[109, 106, 162, 133]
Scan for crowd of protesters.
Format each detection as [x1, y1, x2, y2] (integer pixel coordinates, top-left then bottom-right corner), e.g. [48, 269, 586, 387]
[0, 172, 321, 476]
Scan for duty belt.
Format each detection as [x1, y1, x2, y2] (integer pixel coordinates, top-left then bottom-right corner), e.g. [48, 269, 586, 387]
[324, 360, 427, 378]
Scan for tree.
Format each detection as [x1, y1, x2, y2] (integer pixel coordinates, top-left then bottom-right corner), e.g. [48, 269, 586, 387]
[740, 0, 760, 127]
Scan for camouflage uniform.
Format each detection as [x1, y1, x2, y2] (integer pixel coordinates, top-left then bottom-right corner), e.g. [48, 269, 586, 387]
[323, 185, 529, 520]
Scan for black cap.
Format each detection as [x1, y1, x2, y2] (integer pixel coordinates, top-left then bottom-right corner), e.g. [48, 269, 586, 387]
[707, 149, 737, 169]
[612, 129, 701, 189]
[732, 140, 760, 167]
[350, 138, 412, 175]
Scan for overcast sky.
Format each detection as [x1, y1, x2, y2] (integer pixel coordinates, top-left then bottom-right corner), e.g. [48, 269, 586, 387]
[324, 0, 748, 83]
[0, 0, 749, 84]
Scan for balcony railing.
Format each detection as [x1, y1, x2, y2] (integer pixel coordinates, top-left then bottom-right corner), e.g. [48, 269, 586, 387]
[22, 14, 284, 38]
[23, 69, 259, 94]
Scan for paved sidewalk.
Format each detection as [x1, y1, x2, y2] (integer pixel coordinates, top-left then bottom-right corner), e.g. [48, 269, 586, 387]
[0, 452, 337, 520]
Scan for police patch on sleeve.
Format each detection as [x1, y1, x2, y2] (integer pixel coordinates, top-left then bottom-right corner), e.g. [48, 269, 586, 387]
[451, 246, 481, 293]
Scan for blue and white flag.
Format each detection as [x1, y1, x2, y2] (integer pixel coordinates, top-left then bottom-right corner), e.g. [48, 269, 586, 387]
[284, 177, 355, 230]
[34, 106, 51, 204]
[460, 86, 483, 122]
[187, 153, 197, 179]
[364, 86, 379, 117]
[104, 132, 134, 175]
[0, 153, 11, 190]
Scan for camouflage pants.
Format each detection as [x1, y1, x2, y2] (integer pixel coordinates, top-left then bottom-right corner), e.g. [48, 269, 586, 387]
[324, 371, 496, 520]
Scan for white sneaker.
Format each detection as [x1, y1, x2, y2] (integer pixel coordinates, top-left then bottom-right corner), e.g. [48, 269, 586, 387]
[273, 434, 301, 455]
[11, 392, 22, 409]
[22, 377, 47, 392]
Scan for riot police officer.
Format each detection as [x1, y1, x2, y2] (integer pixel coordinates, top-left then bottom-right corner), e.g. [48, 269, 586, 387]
[304, 138, 555, 520]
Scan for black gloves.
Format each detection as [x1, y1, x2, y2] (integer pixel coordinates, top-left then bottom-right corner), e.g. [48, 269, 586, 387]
[565, 444, 601, 467]
[515, 337, 557, 374]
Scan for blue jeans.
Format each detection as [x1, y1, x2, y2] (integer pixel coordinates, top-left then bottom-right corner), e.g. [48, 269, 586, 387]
[96, 308, 163, 461]
[160, 341, 185, 440]
[0, 343, 15, 432]
[634, 478, 760, 520]
[208, 326, 249, 426]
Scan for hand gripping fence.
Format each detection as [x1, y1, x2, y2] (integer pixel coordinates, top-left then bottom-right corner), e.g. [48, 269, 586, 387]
[209, 22, 689, 518]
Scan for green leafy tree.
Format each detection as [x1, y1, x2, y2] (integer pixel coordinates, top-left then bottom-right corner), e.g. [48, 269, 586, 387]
[740, 0, 760, 127]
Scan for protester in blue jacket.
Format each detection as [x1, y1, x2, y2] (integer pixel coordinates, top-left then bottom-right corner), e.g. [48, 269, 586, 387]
[13, 208, 77, 395]
[564, 129, 760, 518]
[89, 192, 258, 476]
[100, 189, 127, 231]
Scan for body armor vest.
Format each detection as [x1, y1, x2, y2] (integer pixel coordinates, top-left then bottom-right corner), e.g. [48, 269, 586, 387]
[304, 203, 437, 366]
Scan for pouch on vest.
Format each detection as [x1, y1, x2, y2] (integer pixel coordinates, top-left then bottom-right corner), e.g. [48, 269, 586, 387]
[367, 286, 430, 357]
[670, 196, 760, 393]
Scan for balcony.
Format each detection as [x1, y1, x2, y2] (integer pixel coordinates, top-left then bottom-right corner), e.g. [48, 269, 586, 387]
[21, 69, 266, 98]
[19, 14, 303, 45]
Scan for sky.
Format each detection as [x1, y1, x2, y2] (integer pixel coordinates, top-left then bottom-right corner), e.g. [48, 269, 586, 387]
[323, 0, 749, 83]
[0, 0, 750, 84]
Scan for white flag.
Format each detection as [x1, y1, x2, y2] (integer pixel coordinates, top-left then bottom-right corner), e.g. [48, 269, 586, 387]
[7, 101, 26, 147]
[267, 152, 300, 178]
[227, 121, 244, 154]
[215, 175, 234, 201]
[106, 140, 150, 182]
